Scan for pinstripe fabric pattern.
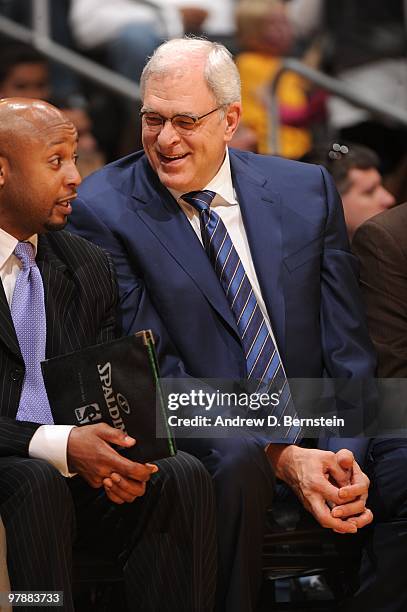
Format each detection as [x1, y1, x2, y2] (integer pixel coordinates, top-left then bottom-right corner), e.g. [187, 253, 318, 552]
[0, 458, 75, 610]
[0, 230, 217, 610]
[0, 230, 118, 453]
[183, 191, 300, 443]
[100, 451, 217, 612]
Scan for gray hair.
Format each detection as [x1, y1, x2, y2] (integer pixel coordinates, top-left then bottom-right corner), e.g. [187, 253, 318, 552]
[140, 37, 241, 106]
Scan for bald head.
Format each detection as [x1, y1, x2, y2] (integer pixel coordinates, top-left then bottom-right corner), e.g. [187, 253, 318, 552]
[0, 98, 73, 157]
[0, 97, 80, 240]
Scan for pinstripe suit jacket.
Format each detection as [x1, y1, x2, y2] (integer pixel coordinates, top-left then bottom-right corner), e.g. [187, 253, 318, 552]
[0, 230, 117, 458]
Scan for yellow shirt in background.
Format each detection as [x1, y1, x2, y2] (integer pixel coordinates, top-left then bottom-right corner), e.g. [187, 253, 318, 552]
[236, 52, 312, 159]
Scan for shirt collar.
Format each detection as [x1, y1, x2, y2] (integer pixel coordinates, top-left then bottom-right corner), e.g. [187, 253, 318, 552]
[169, 147, 238, 212]
[0, 227, 38, 270]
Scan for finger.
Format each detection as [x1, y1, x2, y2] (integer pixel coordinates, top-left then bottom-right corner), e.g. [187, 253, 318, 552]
[104, 487, 125, 504]
[310, 497, 358, 534]
[105, 480, 143, 503]
[95, 423, 136, 447]
[335, 449, 354, 471]
[331, 499, 366, 519]
[103, 477, 114, 488]
[326, 456, 352, 488]
[104, 452, 157, 482]
[347, 508, 373, 529]
[107, 474, 146, 499]
[339, 482, 368, 501]
[316, 478, 343, 506]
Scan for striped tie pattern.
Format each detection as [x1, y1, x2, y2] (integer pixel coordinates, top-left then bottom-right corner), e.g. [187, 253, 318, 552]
[182, 190, 300, 442]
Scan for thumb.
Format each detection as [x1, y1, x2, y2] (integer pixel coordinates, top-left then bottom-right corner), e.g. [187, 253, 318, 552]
[335, 448, 354, 471]
[95, 423, 136, 447]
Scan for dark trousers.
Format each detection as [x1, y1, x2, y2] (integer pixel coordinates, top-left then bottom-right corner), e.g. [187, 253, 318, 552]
[179, 436, 275, 612]
[0, 451, 217, 612]
[339, 438, 407, 612]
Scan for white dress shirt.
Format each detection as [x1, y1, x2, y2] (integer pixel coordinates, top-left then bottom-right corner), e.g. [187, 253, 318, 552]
[0, 227, 74, 477]
[169, 148, 279, 344]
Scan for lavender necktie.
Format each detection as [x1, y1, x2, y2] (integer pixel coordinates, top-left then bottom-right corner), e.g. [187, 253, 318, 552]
[11, 242, 53, 424]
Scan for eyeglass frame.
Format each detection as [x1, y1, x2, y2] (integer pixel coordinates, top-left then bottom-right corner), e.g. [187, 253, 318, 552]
[139, 106, 224, 133]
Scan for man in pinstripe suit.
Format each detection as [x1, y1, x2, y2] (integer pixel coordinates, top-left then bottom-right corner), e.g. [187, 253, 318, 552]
[0, 98, 216, 611]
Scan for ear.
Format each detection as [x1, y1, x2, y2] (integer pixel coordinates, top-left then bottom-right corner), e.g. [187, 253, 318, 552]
[224, 102, 242, 143]
[0, 157, 7, 187]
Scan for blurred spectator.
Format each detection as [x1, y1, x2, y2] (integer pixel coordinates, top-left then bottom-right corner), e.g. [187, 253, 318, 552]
[69, 0, 182, 84]
[287, 0, 407, 176]
[0, 43, 50, 100]
[50, 94, 106, 178]
[352, 200, 407, 377]
[0, 0, 80, 97]
[235, 0, 326, 159]
[303, 142, 395, 240]
[69, 0, 237, 84]
[230, 123, 258, 152]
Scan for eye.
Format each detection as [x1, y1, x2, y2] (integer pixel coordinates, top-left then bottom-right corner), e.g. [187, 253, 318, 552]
[49, 156, 62, 167]
[143, 113, 163, 127]
[173, 116, 196, 130]
[73, 153, 79, 165]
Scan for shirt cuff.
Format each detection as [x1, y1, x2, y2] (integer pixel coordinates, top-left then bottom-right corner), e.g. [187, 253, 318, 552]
[28, 425, 77, 477]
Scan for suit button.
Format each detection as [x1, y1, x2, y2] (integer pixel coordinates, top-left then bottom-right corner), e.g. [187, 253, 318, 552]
[10, 368, 23, 382]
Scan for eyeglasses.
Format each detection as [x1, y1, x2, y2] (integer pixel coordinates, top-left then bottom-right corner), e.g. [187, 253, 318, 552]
[140, 107, 222, 134]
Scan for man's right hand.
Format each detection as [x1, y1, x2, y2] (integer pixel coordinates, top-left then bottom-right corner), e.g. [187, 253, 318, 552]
[67, 424, 158, 503]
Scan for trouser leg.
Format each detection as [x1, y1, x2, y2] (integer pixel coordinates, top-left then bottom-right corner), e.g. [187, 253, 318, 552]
[0, 457, 75, 611]
[180, 437, 275, 612]
[71, 450, 217, 612]
[341, 439, 407, 612]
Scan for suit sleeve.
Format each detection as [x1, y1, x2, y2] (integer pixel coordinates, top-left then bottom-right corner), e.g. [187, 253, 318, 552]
[352, 219, 407, 377]
[0, 418, 40, 457]
[319, 166, 377, 378]
[69, 198, 188, 378]
[317, 168, 377, 455]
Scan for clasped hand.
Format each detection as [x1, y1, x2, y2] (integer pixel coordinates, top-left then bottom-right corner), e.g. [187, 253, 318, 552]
[67, 423, 158, 504]
[267, 445, 372, 534]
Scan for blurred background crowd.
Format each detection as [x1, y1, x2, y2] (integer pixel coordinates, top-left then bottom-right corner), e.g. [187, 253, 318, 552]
[0, 0, 406, 216]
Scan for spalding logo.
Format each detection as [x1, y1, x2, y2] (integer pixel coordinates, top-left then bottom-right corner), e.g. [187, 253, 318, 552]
[116, 393, 130, 414]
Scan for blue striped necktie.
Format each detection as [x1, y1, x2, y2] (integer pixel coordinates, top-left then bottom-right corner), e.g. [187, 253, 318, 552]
[182, 190, 300, 442]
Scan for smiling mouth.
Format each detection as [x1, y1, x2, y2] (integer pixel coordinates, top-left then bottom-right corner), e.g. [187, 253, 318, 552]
[158, 152, 188, 163]
[57, 192, 77, 206]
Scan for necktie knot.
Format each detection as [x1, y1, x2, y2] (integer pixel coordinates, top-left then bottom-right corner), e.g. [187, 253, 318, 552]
[182, 190, 216, 213]
[14, 242, 36, 270]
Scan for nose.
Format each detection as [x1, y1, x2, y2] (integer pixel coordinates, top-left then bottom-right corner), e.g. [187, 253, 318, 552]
[65, 160, 82, 188]
[381, 185, 395, 209]
[157, 119, 181, 147]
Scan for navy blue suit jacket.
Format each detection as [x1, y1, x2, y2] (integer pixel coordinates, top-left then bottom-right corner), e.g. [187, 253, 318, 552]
[69, 149, 376, 459]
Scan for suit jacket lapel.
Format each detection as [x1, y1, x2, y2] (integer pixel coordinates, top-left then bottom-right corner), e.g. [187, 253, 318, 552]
[36, 234, 76, 356]
[130, 161, 240, 338]
[0, 281, 22, 360]
[230, 152, 287, 361]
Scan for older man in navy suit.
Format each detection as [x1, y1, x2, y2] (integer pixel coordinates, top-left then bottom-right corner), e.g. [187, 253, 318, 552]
[69, 38, 376, 611]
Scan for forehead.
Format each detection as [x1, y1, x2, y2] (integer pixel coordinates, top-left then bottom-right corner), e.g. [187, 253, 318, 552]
[16, 118, 78, 161]
[7, 62, 48, 80]
[348, 167, 380, 190]
[143, 64, 215, 112]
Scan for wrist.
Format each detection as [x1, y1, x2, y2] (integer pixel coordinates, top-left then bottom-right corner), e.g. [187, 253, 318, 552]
[266, 443, 299, 481]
